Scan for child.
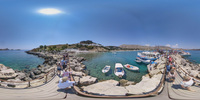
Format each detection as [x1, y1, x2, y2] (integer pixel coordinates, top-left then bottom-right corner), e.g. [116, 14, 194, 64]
[57, 63, 62, 76]
[168, 69, 176, 84]
[62, 68, 72, 79]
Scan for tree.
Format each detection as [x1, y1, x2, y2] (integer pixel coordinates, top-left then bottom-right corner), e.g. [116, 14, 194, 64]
[80, 40, 93, 44]
[44, 45, 47, 50]
[39, 45, 43, 49]
[47, 46, 53, 51]
[61, 45, 68, 50]
[52, 45, 56, 49]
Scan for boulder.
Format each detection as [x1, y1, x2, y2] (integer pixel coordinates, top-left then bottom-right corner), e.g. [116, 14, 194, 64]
[73, 76, 80, 83]
[83, 80, 127, 95]
[197, 74, 200, 79]
[119, 79, 128, 86]
[189, 70, 199, 77]
[7, 84, 16, 88]
[0, 68, 17, 79]
[16, 73, 26, 80]
[72, 71, 85, 77]
[77, 57, 85, 62]
[0, 64, 8, 70]
[30, 71, 35, 79]
[33, 69, 41, 75]
[7, 78, 22, 82]
[74, 67, 83, 72]
[37, 65, 44, 70]
[79, 76, 97, 86]
[149, 69, 160, 76]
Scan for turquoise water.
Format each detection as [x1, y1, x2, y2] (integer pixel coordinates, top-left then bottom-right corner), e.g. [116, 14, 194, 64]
[184, 50, 200, 64]
[78, 51, 148, 83]
[0, 50, 44, 70]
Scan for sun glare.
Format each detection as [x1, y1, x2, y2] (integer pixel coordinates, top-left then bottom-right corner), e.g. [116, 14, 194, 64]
[38, 8, 62, 15]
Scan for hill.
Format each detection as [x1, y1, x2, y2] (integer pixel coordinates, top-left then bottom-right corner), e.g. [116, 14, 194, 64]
[30, 40, 178, 52]
[119, 44, 172, 50]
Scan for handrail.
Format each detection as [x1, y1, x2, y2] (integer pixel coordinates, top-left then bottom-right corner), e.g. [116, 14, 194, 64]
[0, 67, 56, 87]
[69, 59, 166, 98]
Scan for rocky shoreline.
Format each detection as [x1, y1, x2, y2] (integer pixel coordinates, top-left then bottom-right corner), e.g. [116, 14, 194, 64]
[0, 51, 60, 88]
[0, 50, 166, 95]
[171, 54, 200, 79]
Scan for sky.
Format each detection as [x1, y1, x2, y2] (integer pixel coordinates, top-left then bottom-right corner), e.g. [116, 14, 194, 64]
[0, 0, 200, 49]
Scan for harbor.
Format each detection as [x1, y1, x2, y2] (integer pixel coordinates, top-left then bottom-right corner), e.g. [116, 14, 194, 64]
[1, 0, 200, 99]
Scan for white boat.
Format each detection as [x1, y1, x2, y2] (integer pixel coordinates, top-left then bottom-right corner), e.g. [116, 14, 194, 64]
[114, 63, 125, 77]
[137, 51, 160, 61]
[124, 64, 139, 71]
[135, 59, 141, 63]
[102, 65, 111, 73]
[179, 51, 191, 56]
[137, 57, 151, 64]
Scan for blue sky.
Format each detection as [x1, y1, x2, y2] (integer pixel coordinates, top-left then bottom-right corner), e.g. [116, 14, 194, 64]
[0, 0, 200, 49]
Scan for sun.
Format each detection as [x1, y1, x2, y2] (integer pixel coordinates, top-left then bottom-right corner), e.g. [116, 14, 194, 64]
[38, 8, 62, 15]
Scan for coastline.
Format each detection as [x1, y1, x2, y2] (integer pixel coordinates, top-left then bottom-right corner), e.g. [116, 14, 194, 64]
[1, 49, 200, 97]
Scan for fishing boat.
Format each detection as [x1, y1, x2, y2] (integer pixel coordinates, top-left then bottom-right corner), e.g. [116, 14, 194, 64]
[137, 51, 160, 61]
[114, 63, 125, 77]
[124, 64, 139, 71]
[102, 65, 111, 73]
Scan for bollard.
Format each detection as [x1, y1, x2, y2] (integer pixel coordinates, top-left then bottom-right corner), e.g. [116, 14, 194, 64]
[28, 81, 31, 87]
[45, 74, 48, 83]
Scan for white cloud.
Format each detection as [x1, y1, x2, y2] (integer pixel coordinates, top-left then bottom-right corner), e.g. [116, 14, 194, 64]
[166, 44, 171, 47]
[172, 44, 178, 48]
[145, 44, 150, 46]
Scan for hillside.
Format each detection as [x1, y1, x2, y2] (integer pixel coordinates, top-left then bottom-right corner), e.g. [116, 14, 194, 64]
[119, 44, 172, 50]
[30, 40, 177, 52]
[31, 40, 109, 52]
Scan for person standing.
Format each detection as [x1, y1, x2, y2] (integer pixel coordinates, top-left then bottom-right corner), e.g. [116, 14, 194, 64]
[60, 58, 66, 70]
[57, 63, 62, 76]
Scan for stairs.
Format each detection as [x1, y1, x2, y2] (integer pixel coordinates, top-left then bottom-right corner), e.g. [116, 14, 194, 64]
[167, 71, 200, 100]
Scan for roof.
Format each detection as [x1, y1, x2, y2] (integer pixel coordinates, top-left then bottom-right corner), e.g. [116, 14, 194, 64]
[115, 63, 123, 68]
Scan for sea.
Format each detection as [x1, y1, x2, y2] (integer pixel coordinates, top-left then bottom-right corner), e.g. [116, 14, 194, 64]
[0, 50, 44, 70]
[78, 50, 200, 83]
[78, 51, 148, 83]
[183, 50, 200, 64]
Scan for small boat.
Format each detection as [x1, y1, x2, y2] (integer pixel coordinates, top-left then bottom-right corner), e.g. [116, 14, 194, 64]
[114, 63, 125, 77]
[135, 59, 141, 63]
[124, 64, 139, 71]
[137, 57, 151, 64]
[178, 51, 191, 56]
[142, 59, 151, 64]
[102, 65, 111, 73]
[137, 51, 160, 61]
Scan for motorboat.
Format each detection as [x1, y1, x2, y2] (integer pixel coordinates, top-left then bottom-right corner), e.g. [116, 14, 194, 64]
[102, 65, 111, 73]
[114, 63, 125, 77]
[135, 59, 141, 63]
[136, 57, 151, 64]
[178, 51, 191, 56]
[124, 64, 139, 71]
[137, 51, 160, 61]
